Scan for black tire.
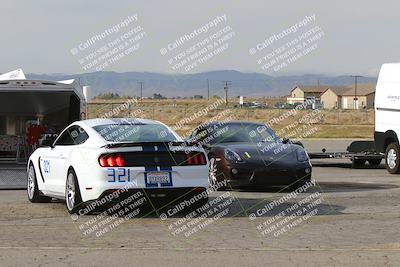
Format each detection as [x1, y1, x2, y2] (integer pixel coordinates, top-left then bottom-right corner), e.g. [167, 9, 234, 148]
[351, 159, 366, 169]
[27, 164, 52, 203]
[385, 143, 400, 174]
[65, 169, 83, 214]
[367, 159, 382, 167]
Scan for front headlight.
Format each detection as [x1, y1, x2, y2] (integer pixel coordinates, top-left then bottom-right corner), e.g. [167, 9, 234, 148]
[224, 149, 243, 162]
[296, 149, 309, 162]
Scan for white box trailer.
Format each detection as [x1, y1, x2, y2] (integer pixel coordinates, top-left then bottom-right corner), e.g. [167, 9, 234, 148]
[0, 69, 88, 140]
[0, 69, 88, 188]
[374, 63, 400, 173]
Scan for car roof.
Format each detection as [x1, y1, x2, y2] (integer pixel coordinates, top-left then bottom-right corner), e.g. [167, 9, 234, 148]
[80, 118, 163, 128]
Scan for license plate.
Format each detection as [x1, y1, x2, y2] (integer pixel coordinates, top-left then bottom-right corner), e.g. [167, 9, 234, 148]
[146, 171, 171, 185]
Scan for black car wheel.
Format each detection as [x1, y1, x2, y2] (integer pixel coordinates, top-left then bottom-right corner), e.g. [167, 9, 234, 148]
[65, 169, 83, 214]
[27, 164, 52, 203]
[208, 158, 218, 187]
[208, 157, 225, 190]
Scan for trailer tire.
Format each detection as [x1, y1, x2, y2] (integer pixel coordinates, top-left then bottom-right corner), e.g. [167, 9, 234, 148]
[351, 159, 366, 169]
[385, 143, 400, 174]
[367, 159, 382, 167]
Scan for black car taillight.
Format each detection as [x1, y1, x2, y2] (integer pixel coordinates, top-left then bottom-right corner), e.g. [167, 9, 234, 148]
[185, 152, 206, 165]
[99, 154, 126, 167]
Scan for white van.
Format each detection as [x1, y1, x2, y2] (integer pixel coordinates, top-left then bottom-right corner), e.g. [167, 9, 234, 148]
[375, 63, 400, 173]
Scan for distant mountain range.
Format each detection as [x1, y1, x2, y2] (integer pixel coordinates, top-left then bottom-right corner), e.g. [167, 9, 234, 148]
[26, 70, 377, 99]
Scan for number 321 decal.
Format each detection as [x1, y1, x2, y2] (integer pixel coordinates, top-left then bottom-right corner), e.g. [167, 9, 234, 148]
[107, 168, 132, 182]
[43, 159, 50, 173]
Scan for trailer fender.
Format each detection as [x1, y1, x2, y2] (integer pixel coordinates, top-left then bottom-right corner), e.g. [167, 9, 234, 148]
[375, 130, 399, 153]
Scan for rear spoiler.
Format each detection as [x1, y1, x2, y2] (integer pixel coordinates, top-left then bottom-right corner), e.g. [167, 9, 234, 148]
[104, 141, 198, 149]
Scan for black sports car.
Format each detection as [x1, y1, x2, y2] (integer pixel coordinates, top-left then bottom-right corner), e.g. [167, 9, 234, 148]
[188, 121, 312, 189]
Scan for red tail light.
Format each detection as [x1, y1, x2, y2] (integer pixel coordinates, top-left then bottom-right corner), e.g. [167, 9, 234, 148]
[199, 154, 206, 165]
[193, 155, 199, 165]
[186, 154, 193, 165]
[99, 154, 126, 167]
[107, 156, 116, 167]
[185, 152, 206, 165]
[99, 156, 108, 167]
[115, 154, 125, 167]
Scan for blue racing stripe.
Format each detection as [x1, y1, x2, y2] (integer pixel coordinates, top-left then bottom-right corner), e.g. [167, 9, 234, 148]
[144, 166, 158, 187]
[156, 145, 168, 152]
[144, 166, 173, 187]
[145, 166, 158, 172]
[159, 166, 173, 186]
[142, 145, 156, 152]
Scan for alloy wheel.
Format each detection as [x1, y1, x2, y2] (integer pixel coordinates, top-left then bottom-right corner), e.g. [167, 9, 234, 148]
[27, 166, 35, 199]
[66, 173, 76, 210]
[208, 158, 218, 187]
[387, 148, 397, 169]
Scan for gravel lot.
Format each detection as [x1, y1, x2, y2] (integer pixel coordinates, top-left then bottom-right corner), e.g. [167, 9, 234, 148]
[1, 140, 399, 266]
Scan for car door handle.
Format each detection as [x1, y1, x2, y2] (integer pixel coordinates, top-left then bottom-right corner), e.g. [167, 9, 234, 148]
[59, 154, 67, 159]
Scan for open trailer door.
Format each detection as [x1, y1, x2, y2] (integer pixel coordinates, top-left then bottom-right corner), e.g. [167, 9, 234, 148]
[0, 69, 88, 188]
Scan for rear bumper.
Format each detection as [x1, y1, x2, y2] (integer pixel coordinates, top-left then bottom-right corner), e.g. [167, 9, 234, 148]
[77, 165, 209, 202]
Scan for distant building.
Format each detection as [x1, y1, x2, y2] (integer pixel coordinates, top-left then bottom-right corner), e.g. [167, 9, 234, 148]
[287, 84, 376, 109]
[287, 86, 328, 105]
[340, 84, 375, 109]
[319, 87, 352, 109]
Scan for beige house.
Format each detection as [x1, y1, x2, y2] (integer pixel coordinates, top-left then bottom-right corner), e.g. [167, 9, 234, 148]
[320, 84, 375, 109]
[287, 84, 376, 109]
[320, 87, 352, 109]
[340, 84, 375, 109]
[287, 86, 328, 104]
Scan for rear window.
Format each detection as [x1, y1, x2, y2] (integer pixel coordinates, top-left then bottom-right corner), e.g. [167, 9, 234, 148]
[93, 124, 181, 143]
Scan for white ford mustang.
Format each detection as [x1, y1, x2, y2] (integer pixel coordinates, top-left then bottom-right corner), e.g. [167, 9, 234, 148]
[27, 118, 209, 214]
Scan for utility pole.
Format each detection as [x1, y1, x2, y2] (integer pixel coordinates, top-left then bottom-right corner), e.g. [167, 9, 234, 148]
[207, 79, 210, 100]
[350, 75, 363, 109]
[138, 81, 144, 103]
[223, 81, 231, 106]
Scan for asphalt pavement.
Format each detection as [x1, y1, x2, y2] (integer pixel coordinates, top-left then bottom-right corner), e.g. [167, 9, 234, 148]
[0, 139, 399, 266]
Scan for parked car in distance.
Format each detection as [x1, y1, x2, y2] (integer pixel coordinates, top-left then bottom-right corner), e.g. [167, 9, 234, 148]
[235, 102, 268, 109]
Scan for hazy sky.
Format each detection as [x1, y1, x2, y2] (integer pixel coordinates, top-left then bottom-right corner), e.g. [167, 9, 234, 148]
[1, 0, 399, 76]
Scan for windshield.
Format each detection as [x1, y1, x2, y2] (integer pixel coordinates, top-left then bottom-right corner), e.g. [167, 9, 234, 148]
[93, 123, 181, 143]
[197, 123, 280, 144]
